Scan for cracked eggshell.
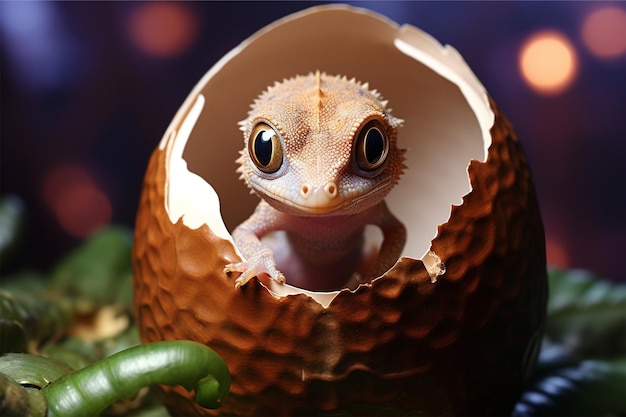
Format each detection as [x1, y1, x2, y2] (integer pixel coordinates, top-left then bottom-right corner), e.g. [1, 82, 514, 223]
[132, 4, 547, 416]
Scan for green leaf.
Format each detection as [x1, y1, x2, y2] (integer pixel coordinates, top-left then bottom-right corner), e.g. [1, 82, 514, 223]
[0, 290, 72, 354]
[1, 270, 49, 295]
[51, 226, 134, 308]
[0, 353, 74, 389]
[546, 268, 626, 357]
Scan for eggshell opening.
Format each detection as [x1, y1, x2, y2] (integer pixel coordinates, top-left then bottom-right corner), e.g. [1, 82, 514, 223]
[135, 7, 547, 413]
[161, 4, 494, 303]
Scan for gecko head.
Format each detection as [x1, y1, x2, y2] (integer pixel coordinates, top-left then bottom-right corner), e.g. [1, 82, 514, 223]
[236, 72, 406, 216]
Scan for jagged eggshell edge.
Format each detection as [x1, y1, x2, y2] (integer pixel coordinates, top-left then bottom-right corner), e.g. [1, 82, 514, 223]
[159, 4, 496, 306]
[133, 4, 547, 415]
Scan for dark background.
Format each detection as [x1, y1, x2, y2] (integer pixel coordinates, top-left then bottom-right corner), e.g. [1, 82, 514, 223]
[1, 1, 624, 281]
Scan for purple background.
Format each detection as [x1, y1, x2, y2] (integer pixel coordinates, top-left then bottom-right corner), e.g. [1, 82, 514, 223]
[1, 1, 624, 281]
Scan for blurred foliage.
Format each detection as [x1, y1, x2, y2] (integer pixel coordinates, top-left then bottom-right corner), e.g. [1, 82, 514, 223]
[545, 268, 626, 358]
[514, 352, 626, 417]
[0, 194, 169, 416]
[0, 195, 26, 267]
[0, 286, 73, 355]
[0, 194, 624, 416]
[513, 269, 626, 416]
[51, 226, 134, 310]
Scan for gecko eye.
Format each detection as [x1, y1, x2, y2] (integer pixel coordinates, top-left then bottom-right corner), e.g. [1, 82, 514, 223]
[249, 122, 283, 173]
[354, 120, 389, 173]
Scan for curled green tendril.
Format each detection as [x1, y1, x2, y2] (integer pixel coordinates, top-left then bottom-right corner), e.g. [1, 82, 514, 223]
[42, 340, 230, 417]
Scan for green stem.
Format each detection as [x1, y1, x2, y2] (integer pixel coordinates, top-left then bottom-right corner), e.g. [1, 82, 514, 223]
[42, 340, 230, 417]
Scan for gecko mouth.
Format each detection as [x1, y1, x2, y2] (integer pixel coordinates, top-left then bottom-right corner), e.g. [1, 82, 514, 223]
[263, 194, 347, 215]
[252, 175, 394, 216]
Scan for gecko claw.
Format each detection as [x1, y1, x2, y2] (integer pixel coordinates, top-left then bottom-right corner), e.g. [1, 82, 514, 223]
[224, 262, 251, 288]
[224, 260, 286, 288]
[234, 277, 247, 289]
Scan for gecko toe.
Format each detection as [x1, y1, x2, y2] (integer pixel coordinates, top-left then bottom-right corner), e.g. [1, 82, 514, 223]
[233, 268, 258, 288]
[234, 274, 251, 288]
[224, 262, 248, 274]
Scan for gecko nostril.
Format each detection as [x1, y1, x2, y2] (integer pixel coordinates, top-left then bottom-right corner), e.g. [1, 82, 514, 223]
[300, 184, 311, 198]
[325, 182, 338, 198]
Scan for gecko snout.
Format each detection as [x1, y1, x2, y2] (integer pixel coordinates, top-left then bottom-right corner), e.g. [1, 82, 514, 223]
[299, 182, 338, 205]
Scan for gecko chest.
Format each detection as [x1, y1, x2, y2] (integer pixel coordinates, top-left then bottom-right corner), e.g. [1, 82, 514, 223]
[279, 212, 369, 264]
[263, 212, 371, 291]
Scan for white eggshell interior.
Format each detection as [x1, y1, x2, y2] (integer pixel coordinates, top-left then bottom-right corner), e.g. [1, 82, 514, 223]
[160, 5, 494, 298]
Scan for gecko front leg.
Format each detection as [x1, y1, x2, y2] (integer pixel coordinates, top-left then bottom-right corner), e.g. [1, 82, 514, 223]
[224, 201, 286, 288]
[369, 201, 407, 279]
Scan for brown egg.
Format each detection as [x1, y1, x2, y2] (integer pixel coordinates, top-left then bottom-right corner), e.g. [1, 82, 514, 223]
[132, 5, 547, 416]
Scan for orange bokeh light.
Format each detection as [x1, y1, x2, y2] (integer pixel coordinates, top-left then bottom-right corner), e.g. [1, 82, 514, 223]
[127, 2, 199, 59]
[519, 31, 578, 95]
[581, 6, 626, 59]
[545, 237, 570, 269]
[42, 165, 112, 238]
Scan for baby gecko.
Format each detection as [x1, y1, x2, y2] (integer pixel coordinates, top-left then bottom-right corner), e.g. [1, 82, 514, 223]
[225, 72, 406, 291]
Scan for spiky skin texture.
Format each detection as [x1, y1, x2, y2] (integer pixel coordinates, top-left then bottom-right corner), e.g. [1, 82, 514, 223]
[224, 73, 407, 291]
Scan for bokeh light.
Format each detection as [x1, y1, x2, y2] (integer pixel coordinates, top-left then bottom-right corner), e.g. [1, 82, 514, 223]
[0, 1, 76, 91]
[545, 238, 570, 270]
[581, 6, 626, 59]
[1, 2, 623, 281]
[42, 165, 112, 238]
[519, 31, 578, 95]
[126, 2, 199, 58]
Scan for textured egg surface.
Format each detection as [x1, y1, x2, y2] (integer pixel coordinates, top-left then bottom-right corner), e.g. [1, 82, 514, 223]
[132, 4, 547, 416]
[132, 96, 547, 416]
